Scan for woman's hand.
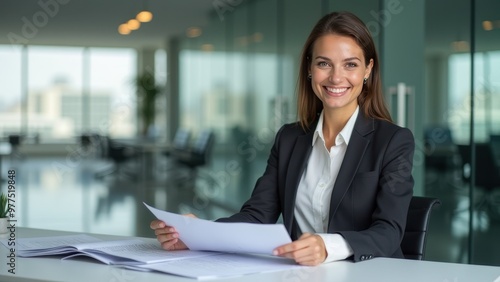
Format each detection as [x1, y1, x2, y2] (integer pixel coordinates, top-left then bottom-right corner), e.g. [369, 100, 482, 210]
[150, 214, 196, 251]
[273, 232, 327, 266]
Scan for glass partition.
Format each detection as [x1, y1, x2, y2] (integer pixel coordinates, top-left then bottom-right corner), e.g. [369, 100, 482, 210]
[0, 45, 22, 138]
[88, 48, 137, 138]
[27, 46, 84, 140]
[470, 0, 500, 265]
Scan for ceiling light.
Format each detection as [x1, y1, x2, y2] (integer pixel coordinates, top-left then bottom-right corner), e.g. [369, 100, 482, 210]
[483, 21, 493, 31]
[186, 27, 202, 38]
[201, 44, 214, 52]
[136, 10, 153, 23]
[118, 24, 131, 35]
[252, 32, 263, 43]
[127, 19, 141, 30]
[451, 40, 469, 52]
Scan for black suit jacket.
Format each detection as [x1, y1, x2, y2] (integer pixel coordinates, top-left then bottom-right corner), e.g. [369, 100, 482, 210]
[217, 111, 415, 262]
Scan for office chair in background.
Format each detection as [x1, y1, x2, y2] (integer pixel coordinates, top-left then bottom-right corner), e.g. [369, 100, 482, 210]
[8, 134, 23, 160]
[457, 143, 500, 220]
[164, 129, 217, 215]
[94, 136, 138, 181]
[423, 126, 459, 193]
[424, 126, 456, 171]
[170, 129, 215, 176]
[161, 128, 192, 171]
[490, 134, 500, 167]
[401, 196, 441, 260]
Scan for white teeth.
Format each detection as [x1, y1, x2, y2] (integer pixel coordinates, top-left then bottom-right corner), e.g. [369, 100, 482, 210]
[326, 87, 347, 93]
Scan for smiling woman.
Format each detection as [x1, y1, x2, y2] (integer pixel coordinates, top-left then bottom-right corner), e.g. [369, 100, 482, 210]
[308, 34, 373, 135]
[151, 11, 415, 266]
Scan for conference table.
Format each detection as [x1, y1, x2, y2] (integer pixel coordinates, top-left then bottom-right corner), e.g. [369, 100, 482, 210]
[1, 228, 499, 282]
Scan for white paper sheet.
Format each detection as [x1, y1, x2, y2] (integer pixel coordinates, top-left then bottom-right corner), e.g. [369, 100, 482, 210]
[133, 252, 303, 280]
[144, 203, 292, 255]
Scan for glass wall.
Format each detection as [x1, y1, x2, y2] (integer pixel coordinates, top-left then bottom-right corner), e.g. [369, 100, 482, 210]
[88, 48, 136, 138]
[173, 0, 500, 266]
[470, 0, 500, 265]
[421, 0, 500, 266]
[28, 46, 84, 140]
[0, 45, 137, 142]
[0, 46, 22, 137]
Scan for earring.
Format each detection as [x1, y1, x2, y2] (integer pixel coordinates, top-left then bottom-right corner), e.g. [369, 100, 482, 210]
[363, 77, 367, 84]
[307, 73, 312, 80]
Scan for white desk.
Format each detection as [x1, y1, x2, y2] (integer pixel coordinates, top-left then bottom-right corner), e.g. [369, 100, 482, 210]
[1, 228, 500, 282]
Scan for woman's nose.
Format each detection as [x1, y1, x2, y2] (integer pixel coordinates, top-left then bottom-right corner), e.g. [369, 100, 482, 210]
[328, 68, 342, 83]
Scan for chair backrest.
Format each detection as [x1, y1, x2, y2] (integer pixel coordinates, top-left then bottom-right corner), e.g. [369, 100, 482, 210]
[490, 135, 500, 167]
[172, 128, 191, 151]
[401, 196, 441, 260]
[424, 125, 454, 147]
[8, 135, 22, 146]
[175, 130, 215, 168]
[191, 130, 214, 155]
[457, 143, 500, 191]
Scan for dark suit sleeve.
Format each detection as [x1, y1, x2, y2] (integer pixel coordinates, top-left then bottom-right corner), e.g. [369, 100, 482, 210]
[216, 126, 284, 224]
[337, 127, 415, 262]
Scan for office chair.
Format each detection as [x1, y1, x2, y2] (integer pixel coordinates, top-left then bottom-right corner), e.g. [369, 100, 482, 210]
[171, 128, 192, 152]
[160, 128, 192, 172]
[167, 130, 216, 190]
[165, 130, 217, 214]
[490, 134, 500, 167]
[8, 134, 23, 159]
[95, 136, 137, 181]
[401, 196, 441, 260]
[162, 128, 191, 159]
[79, 133, 101, 159]
[457, 143, 500, 219]
[424, 126, 456, 172]
[173, 129, 215, 170]
[423, 126, 459, 193]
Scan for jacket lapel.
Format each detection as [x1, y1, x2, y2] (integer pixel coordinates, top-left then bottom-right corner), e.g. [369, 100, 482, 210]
[328, 112, 374, 228]
[283, 129, 314, 235]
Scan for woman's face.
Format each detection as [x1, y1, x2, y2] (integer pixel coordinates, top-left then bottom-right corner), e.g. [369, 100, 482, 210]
[309, 34, 373, 115]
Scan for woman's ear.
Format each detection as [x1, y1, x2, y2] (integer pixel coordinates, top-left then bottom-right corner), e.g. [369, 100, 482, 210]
[365, 58, 374, 78]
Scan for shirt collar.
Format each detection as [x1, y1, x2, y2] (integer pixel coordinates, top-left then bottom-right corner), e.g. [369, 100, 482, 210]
[312, 106, 359, 146]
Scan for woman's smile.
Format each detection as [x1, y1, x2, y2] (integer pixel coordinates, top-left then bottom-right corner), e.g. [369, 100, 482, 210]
[324, 86, 349, 96]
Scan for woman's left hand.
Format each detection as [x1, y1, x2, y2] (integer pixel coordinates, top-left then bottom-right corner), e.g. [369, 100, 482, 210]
[273, 232, 327, 266]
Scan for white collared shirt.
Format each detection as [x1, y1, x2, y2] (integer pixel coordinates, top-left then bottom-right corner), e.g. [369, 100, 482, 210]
[294, 107, 359, 263]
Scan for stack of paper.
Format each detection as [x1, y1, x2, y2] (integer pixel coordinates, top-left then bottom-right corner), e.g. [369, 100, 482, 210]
[6, 234, 214, 265]
[0, 203, 303, 279]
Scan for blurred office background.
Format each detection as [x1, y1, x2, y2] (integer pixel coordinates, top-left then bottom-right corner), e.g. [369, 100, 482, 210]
[0, 0, 499, 266]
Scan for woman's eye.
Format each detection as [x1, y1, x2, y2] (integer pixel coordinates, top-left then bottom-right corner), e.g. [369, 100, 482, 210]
[317, 61, 330, 67]
[346, 62, 357, 68]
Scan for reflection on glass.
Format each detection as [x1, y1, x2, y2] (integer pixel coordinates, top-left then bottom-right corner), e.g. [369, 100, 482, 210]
[1, 46, 138, 141]
[448, 51, 500, 143]
[89, 48, 137, 138]
[27, 46, 84, 140]
[0, 45, 22, 137]
[154, 49, 167, 139]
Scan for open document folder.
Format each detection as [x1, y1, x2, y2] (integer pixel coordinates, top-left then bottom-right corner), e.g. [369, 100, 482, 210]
[2, 234, 212, 265]
[144, 203, 292, 255]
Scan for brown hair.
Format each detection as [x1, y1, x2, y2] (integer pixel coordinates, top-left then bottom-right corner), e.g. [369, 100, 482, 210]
[297, 11, 392, 130]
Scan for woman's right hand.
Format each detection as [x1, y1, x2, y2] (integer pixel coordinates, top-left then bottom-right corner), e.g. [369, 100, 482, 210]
[150, 219, 189, 251]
